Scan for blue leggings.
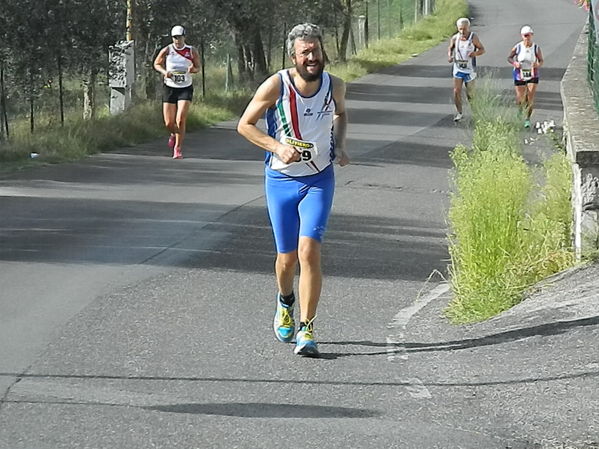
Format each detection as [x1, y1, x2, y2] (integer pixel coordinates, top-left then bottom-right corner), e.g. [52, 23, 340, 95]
[265, 165, 335, 254]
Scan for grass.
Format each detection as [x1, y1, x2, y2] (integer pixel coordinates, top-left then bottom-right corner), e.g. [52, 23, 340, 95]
[446, 79, 575, 324]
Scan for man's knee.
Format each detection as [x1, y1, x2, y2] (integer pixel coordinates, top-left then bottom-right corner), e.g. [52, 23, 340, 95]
[297, 239, 321, 267]
[277, 252, 298, 272]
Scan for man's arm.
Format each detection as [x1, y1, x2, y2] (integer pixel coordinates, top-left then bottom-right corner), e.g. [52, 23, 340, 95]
[448, 36, 456, 63]
[534, 47, 544, 68]
[153, 47, 170, 78]
[237, 75, 301, 164]
[331, 75, 349, 166]
[471, 35, 485, 57]
[189, 48, 201, 74]
[507, 47, 519, 68]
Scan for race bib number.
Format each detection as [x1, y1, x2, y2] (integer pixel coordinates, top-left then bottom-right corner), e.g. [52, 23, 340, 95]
[521, 69, 532, 80]
[285, 137, 316, 163]
[457, 59, 468, 70]
[172, 71, 186, 84]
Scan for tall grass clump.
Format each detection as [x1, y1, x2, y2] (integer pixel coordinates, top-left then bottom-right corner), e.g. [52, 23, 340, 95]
[446, 79, 575, 323]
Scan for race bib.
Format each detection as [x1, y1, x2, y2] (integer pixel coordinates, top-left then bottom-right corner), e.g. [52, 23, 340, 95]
[521, 69, 532, 80]
[284, 137, 316, 162]
[172, 71, 186, 84]
[457, 59, 468, 70]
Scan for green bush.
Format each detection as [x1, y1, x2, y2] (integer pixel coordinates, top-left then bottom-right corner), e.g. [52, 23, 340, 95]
[446, 82, 575, 323]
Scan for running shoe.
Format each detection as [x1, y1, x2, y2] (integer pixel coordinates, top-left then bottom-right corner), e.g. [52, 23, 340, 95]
[524, 119, 531, 129]
[173, 147, 183, 159]
[294, 318, 319, 357]
[453, 112, 463, 122]
[168, 134, 175, 148]
[273, 294, 295, 343]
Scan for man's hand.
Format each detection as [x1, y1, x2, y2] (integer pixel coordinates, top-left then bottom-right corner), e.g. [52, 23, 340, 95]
[275, 144, 301, 164]
[335, 149, 350, 167]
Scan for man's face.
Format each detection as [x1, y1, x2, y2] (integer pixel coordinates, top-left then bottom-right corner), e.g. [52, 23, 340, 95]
[457, 23, 470, 36]
[292, 38, 324, 82]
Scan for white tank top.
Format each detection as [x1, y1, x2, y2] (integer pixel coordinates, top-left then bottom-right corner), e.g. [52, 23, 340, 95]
[265, 69, 336, 177]
[514, 42, 539, 80]
[164, 44, 193, 88]
[453, 32, 477, 75]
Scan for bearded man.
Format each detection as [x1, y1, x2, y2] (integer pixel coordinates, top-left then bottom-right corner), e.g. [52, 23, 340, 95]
[237, 23, 349, 357]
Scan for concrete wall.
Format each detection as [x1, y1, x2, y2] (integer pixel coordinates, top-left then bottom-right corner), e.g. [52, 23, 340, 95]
[561, 23, 599, 259]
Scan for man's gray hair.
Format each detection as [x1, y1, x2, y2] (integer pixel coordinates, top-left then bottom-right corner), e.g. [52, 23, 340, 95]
[287, 23, 323, 57]
[456, 17, 470, 27]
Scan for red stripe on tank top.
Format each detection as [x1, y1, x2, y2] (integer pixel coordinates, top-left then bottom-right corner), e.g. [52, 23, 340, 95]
[287, 86, 303, 140]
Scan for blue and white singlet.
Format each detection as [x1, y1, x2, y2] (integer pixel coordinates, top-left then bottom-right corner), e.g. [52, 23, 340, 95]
[265, 69, 336, 177]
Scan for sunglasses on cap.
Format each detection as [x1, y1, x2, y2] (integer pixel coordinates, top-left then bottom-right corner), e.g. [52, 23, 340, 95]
[172, 35, 183, 39]
[522, 33, 532, 37]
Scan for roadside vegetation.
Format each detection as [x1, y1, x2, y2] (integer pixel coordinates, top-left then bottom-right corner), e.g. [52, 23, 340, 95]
[446, 78, 576, 324]
[0, 0, 467, 171]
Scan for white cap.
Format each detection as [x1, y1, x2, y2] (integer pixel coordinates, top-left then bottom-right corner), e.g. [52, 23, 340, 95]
[520, 25, 534, 35]
[171, 25, 185, 37]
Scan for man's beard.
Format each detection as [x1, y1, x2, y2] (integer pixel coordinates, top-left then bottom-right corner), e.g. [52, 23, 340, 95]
[296, 61, 324, 82]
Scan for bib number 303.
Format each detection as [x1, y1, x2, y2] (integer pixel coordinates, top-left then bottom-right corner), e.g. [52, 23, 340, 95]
[172, 72, 186, 84]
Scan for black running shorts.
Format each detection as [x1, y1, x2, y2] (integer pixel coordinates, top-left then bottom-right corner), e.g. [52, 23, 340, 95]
[162, 84, 194, 103]
[514, 78, 539, 86]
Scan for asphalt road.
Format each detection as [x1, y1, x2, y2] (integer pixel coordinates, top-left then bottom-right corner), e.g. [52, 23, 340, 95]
[0, 1, 594, 448]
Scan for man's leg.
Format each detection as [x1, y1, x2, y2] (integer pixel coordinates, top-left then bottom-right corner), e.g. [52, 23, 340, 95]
[297, 237, 321, 323]
[163, 102, 178, 134]
[275, 251, 298, 297]
[453, 77, 464, 114]
[514, 84, 527, 110]
[525, 82, 538, 119]
[465, 79, 475, 103]
[175, 100, 191, 150]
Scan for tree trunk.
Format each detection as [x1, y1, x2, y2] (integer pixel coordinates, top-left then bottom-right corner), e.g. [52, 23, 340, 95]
[251, 24, 267, 77]
[200, 38, 206, 98]
[0, 61, 8, 140]
[29, 69, 35, 134]
[57, 51, 65, 126]
[339, 0, 353, 62]
[83, 68, 97, 120]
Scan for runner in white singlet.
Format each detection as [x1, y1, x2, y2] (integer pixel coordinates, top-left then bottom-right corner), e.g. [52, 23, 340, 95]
[153, 25, 201, 159]
[508, 25, 544, 128]
[447, 18, 485, 121]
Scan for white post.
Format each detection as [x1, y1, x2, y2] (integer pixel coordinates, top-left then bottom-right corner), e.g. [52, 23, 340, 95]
[108, 40, 135, 115]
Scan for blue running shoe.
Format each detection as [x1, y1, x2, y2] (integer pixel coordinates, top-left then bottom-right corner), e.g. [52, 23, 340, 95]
[273, 294, 295, 343]
[294, 318, 319, 357]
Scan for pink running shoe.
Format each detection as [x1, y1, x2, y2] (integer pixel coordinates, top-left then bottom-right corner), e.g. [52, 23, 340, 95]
[168, 134, 175, 148]
[173, 147, 183, 159]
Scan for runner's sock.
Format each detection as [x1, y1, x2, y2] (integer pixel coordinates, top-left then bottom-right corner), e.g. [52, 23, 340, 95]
[279, 292, 295, 307]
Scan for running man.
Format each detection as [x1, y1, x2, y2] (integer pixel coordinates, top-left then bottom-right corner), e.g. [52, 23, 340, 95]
[153, 25, 201, 159]
[508, 25, 544, 128]
[237, 23, 349, 357]
[448, 18, 485, 121]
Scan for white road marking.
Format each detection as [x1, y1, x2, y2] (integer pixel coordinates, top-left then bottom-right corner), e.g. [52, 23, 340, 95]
[387, 283, 450, 398]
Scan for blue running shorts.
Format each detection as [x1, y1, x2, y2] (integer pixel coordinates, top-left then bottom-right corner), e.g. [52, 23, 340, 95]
[265, 164, 335, 253]
[453, 71, 476, 83]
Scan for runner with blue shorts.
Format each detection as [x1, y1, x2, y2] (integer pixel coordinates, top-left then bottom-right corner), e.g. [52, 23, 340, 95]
[237, 23, 349, 357]
[448, 18, 485, 121]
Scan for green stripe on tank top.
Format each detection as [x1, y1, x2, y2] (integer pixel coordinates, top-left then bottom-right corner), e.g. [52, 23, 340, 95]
[276, 100, 293, 137]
